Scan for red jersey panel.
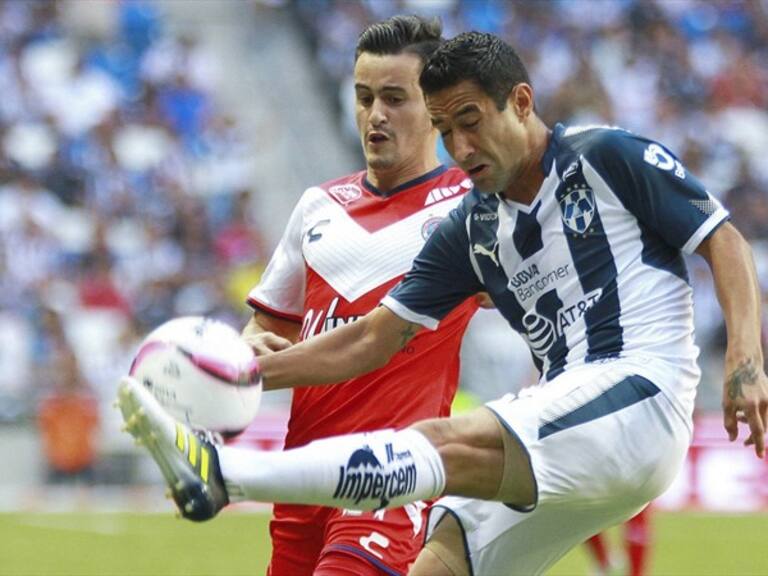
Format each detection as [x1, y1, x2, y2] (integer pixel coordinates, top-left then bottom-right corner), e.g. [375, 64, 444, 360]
[248, 165, 476, 447]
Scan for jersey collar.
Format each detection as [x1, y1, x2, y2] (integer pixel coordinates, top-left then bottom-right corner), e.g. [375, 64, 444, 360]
[363, 165, 448, 198]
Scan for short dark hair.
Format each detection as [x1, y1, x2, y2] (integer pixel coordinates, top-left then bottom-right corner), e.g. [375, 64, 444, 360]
[420, 32, 531, 110]
[355, 15, 443, 65]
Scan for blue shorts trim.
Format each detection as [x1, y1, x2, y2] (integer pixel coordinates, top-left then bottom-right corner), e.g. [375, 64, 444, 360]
[538, 374, 661, 440]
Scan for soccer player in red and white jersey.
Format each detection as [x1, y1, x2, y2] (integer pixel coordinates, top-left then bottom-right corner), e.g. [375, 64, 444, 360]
[241, 16, 477, 576]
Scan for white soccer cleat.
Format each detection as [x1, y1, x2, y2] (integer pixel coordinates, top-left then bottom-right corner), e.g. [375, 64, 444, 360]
[116, 376, 229, 521]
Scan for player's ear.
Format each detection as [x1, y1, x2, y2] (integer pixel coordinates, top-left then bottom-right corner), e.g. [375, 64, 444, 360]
[510, 84, 534, 120]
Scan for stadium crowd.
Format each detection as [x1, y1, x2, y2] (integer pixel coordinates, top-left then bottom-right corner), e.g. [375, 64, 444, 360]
[0, 0, 264, 454]
[297, 0, 768, 407]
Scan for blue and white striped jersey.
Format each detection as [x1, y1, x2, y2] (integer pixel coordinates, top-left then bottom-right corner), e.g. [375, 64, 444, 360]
[382, 124, 729, 410]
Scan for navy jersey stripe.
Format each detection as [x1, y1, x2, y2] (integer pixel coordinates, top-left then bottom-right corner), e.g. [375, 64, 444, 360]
[513, 202, 544, 259]
[557, 170, 624, 363]
[468, 197, 527, 333]
[535, 288, 568, 380]
[538, 374, 660, 439]
[638, 221, 689, 282]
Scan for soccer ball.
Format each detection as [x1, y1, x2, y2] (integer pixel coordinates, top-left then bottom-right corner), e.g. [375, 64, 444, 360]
[129, 316, 262, 433]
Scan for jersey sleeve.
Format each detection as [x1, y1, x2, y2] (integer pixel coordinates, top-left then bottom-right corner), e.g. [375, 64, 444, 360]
[246, 194, 306, 322]
[583, 130, 729, 254]
[382, 198, 483, 330]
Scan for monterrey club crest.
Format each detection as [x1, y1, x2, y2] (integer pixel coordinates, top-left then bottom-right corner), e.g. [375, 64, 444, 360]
[559, 185, 595, 234]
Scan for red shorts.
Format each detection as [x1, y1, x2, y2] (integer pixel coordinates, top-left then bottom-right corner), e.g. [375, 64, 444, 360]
[267, 501, 430, 576]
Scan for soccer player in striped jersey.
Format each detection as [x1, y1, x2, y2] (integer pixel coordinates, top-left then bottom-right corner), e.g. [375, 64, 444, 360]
[118, 31, 767, 576]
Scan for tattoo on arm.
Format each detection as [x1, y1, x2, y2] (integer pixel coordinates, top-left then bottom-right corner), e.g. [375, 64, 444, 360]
[398, 323, 419, 348]
[726, 359, 759, 400]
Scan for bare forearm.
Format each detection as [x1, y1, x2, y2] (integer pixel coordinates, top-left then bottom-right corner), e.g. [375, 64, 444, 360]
[701, 224, 763, 360]
[258, 307, 417, 391]
[701, 223, 768, 457]
[242, 311, 301, 343]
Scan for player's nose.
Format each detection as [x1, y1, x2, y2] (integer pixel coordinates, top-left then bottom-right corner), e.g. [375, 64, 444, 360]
[452, 131, 475, 163]
[368, 98, 388, 126]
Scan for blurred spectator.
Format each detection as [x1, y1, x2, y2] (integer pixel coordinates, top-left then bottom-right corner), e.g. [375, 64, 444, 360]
[0, 1, 263, 446]
[36, 308, 100, 484]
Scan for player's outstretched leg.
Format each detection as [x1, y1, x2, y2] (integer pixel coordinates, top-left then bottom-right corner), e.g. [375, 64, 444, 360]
[120, 374, 446, 514]
[116, 376, 229, 521]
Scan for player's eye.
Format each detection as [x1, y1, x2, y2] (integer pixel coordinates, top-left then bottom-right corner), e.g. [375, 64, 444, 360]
[387, 96, 404, 105]
[462, 119, 480, 130]
[357, 95, 373, 106]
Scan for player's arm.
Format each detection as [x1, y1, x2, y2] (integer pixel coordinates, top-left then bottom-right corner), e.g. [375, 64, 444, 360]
[242, 189, 307, 356]
[242, 310, 301, 356]
[696, 222, 768, 458]
[258, 306, 418, 390]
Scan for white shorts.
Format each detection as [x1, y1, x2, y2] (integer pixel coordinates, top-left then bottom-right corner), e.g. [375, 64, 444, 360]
[426, 359, 693, 576]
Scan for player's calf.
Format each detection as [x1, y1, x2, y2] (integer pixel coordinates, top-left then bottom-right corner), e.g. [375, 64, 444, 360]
[220, 428, 446, 511]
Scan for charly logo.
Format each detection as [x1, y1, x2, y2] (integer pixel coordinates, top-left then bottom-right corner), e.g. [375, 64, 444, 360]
[560, 186, 596, 234]
[333, 444, 417, 509]
[329, 184, 362, 205]
[421, 216, 443, 241]
[307, 219, 330, 243]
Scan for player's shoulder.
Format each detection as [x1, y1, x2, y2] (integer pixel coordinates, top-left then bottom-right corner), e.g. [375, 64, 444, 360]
[560, 123, 635, 153]
[555, 124, 662, 173]
[298, 170, 365, 211]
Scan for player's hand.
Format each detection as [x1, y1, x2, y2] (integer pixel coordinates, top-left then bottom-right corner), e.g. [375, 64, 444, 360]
[722, 355, 768, 458]
[243, 332, 294, 356]
[475, 292, 495, 309]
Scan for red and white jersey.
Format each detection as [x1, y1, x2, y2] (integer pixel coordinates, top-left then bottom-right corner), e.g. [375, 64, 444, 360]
[248, 165, 478, 448]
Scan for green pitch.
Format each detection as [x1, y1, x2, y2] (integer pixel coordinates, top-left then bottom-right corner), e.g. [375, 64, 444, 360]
[2, 511, 767, 575]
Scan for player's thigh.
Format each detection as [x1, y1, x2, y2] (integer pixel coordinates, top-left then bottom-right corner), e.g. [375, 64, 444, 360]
[411, 513, 468, 576]
[410, 407, 506, 499]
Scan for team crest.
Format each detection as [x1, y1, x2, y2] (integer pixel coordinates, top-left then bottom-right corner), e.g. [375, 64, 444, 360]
[559, 185, 595, 234]
[328, 184, 362, 205]
[421, 216, 443, 240]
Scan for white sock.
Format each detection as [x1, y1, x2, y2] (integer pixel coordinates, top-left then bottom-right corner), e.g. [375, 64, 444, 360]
[219, 428, 445, 511]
